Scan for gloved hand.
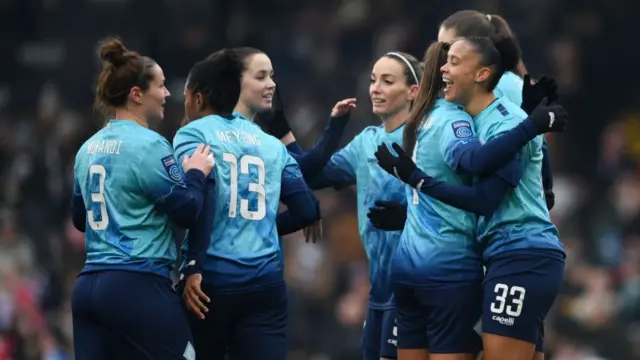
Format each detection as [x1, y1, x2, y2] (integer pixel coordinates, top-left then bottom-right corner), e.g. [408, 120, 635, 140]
[528, 97, 568, 134]
[367, 201, 407, 231]
[374, 143, 420, 187]
[256, 87, 291, 139]
[521, 74, 558, 115]
[544, 189, 555, 210]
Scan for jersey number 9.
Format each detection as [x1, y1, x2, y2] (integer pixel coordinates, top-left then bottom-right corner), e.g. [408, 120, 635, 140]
[223, 153, 266, 221]
[87, 164, 109, 231]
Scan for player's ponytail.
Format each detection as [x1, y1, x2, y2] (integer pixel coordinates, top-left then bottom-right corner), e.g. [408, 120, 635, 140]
[403, 41, 449, 155]
[486, 14, 527, 77]
[94, 37, 157, 117]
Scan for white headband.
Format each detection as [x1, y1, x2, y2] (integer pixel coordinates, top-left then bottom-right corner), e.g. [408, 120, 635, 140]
[386, 52, 419, 85]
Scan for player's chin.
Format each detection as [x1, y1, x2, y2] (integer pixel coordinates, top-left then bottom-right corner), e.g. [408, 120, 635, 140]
[443, 89, 459, 104]
[371, 103, 388, 115]
[260, 99, 273, 110]
[155, 107, 165, 120]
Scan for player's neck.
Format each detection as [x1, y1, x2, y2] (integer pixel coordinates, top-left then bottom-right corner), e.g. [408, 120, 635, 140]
[464, 91, 496, 118]
[114, 109, 148, 128]
[382, 110, 407, 133]
[234, 103, 256, 121]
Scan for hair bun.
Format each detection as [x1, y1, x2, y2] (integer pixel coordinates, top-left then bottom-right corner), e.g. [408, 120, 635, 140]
[99, 38, 129, 67]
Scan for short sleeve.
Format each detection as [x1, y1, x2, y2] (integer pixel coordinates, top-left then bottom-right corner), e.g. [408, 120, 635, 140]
[439, 114, 478, 170]
[135, 137, 188, 203]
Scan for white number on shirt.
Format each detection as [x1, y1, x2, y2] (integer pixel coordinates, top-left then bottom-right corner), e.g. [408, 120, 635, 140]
[490, 283, 526, 317]
[87, 164, 109, 230]
[223, 153, 266, 221]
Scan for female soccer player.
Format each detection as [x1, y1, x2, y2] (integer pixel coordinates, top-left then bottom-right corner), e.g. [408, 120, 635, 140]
[298, 51, 422, 360]
[70, 38, 215, 360]
[437, 10, 557, 210]
[371, 39, 565, 360]
[173, 48, 321, 360]
[376, 37, 566, 360]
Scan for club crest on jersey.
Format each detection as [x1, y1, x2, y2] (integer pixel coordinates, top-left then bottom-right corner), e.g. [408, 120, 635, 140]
[161, 155, 183, 183]
[451, 120, 473, 138]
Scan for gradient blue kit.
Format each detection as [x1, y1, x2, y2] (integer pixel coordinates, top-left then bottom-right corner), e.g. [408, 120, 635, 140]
[472, 98, 565, 350]
[392, 72, 564, 353]
[393, 99, 483, 353]
[173, 113, 306, 359]
[326, 123, 405, 358]
[72, 120, 194, 360]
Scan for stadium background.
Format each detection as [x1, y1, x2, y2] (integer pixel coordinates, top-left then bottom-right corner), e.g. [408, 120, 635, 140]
[0, 0, 639, 359]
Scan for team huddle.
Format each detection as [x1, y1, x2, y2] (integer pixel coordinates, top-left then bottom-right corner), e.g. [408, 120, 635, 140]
[70, 9, 569, 360]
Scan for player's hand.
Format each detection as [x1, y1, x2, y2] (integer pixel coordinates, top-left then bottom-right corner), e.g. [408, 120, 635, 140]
[367, 201, 407, 231]
[256, 87, 292, 139]
[330, 98, 357, 118]
[374, 143, 419, 186]
[303, 220, 323, 243]
[545, 189, 555, 210]
[521, 74, 559, 115]
[183, 273, 210, 320]
[528, 98, 568, 134]
[182, 144, 214, 176]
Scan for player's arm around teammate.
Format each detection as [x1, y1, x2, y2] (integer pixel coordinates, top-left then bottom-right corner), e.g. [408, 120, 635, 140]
[374, 40, 566, 204]
[71, 37, 215, 360]
[384, 36, 565, 360]
[438, 10, 557, 211]
[173, 49, 246, 320]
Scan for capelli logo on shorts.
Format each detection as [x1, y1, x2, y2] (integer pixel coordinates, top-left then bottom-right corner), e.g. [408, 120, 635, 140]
[491, 315, 515, 326]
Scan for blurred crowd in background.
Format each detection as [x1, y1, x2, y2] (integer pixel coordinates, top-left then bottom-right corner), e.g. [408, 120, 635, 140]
[0, 0, 639, 359]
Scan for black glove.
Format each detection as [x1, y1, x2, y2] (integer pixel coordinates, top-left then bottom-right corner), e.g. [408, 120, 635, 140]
[544, 189, 555, 210]
[528, 97, 568, 134]
[521, 74, 559, 115]
[367, 201, 407, 231]
[255, 87, 291, 139]
[374, 143, 419, 186]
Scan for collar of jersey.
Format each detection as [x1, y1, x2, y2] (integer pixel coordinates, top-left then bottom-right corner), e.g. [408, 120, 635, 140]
[106, 119, 142, 128]
[472, 98, 501, 126]
[435, 98, 464, 111]
[232, 111, 250, 121]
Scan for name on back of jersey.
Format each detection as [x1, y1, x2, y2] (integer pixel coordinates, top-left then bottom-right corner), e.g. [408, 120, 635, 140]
[217, 130, 261, 146]
[86, 140, 123, 155]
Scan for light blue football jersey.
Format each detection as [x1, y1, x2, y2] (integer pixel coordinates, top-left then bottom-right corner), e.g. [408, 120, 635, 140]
[73, 120, 184, 278]
[329, 124, 406, 310]
[495, 71, 523, 106]
[472, 99, 564, 261]
[395, 99, 483, 286]
[173, 114, 304, 290]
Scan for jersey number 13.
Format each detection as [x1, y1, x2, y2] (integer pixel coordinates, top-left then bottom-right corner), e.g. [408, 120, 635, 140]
[223, 153, 266, 221]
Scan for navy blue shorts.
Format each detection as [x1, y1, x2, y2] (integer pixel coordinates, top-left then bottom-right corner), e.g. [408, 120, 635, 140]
[482, 251, 564, 352]
[186, 282, 288, 360]
[72, 271, 194, 360]
[362, 307, 397, 359]
[394, 281, 483, 354]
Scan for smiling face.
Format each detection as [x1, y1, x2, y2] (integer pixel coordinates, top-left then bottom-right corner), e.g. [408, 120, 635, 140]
[369, 57, 418, 117]
[238, 53, 276, 114]
[131, 64, 170, 119]
[440, 39, 491, 106]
